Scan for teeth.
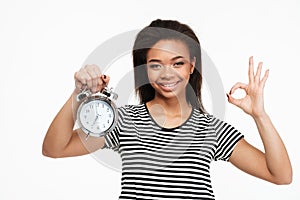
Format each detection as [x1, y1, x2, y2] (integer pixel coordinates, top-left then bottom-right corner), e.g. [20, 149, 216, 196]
[161, 82, 177, 87]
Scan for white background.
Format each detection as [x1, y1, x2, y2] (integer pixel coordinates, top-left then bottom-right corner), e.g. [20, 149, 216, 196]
[0, 0, 299, 199]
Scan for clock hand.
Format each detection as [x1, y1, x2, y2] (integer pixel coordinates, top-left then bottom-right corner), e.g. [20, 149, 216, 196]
[92, 115, 99, 126]
[96, 105, 102, 117]
[95, 104, 99, 115]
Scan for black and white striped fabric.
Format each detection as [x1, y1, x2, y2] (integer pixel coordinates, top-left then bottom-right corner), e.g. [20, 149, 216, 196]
[104, 104, 243, 200]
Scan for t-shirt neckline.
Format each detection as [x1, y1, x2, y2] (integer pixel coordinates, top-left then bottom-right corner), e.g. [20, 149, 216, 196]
[143, 103, 194, 131]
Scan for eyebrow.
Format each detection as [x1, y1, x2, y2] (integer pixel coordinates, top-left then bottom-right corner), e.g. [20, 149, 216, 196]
[148, 56, 184, 63]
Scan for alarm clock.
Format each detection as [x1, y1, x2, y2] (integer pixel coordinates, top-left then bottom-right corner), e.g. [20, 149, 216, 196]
[76, 86, 118, 139]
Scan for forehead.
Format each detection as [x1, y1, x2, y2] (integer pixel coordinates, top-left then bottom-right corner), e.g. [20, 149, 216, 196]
[147, 39, 190, 59]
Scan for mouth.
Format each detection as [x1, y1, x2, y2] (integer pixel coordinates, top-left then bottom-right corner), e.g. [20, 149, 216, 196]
[157, 81, 181, 91]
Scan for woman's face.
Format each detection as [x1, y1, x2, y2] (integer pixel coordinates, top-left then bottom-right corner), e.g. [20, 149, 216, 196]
[146, 39, 195, 101]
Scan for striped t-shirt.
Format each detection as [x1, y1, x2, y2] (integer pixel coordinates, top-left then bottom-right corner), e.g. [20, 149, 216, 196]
[104, 104, 243, 200]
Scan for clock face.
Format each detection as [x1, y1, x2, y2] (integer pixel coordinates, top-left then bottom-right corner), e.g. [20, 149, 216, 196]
[78, 99, 115, 136]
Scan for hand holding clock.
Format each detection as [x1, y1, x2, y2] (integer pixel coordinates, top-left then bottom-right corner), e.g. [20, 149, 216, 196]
[74, 64, 110, 94]
[42, 64, 116, 157]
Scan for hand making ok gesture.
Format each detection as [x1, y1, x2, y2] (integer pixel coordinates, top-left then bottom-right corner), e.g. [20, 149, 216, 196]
[227, 56, 269, 118]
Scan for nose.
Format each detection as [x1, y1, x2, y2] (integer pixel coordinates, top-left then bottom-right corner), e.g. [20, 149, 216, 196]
[160, 65, 175, 80]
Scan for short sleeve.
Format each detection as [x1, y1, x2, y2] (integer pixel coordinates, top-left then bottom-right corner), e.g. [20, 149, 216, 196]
[211, 116, 244, 161]
[103, 106, 127, 151]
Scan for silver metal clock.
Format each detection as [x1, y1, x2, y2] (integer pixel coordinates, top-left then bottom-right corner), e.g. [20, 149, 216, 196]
[76, 87, 118, 138]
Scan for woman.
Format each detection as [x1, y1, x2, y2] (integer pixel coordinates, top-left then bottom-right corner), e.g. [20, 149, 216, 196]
[43, 19, 292, 199]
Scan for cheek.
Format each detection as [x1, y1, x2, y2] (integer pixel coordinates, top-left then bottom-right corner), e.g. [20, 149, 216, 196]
[146, 68, 152, 81]
[147, 69, 159, 82]
[177, 68, 191, 80]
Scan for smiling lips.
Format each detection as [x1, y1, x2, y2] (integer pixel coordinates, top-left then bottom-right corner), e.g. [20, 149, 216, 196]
[157, 81, 181, 91]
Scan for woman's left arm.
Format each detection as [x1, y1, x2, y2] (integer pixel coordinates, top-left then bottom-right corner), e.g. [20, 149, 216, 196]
[227, 56, 292, 185]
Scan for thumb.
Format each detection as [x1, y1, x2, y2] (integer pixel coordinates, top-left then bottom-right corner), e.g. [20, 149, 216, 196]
[101, 74, 110, 85]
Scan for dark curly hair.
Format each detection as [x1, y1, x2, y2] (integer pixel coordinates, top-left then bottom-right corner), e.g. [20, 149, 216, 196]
[132, 19, 205, 113]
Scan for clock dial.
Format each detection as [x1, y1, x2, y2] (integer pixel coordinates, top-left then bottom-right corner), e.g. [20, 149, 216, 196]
[78, 99, 115, 135]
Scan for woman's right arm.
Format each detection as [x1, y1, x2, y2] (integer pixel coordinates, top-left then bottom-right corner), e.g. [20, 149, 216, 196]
[42, 65, 109, 158]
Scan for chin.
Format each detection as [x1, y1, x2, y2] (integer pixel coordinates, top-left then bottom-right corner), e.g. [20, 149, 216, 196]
[156, 90, 185, 101]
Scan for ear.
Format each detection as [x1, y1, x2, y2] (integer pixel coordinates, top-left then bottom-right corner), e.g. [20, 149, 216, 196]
[190, 56, 196, 74]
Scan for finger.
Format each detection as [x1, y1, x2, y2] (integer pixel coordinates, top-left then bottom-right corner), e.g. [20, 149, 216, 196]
[260, 69, 269, 87]
[74, 70, 87, 85]
[80, 67, 93, 90]
[255, 62, 263, 83]
[92, 65, 103, 86]
[101, 74, 110, 85]
[75, 79, 83, 90]
[86, 65, 100, 93]
[227, 93, 242, 108]
[96, 75, 109, 92]
[91, 66, 102, 93]
[229, 82, 248, 95]
[93, 64, 102, 76]
[74, 72, 84, 93]
[248, 56, 254, 83]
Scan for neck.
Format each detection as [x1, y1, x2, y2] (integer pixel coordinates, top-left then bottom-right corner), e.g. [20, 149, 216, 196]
[147, 94, 191, 116]
[146, 94, 193, 129]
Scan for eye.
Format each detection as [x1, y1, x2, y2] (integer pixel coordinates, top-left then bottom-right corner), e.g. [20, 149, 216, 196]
[148, 64, 162, 70]
[173, 61, 185, 67]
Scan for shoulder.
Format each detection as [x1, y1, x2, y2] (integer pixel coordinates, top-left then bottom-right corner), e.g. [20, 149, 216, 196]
[192, 109, 216, 122]
[118, 104, 144, 112]
[191, 109, 226, 128]
[117, 104, 146, 116]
